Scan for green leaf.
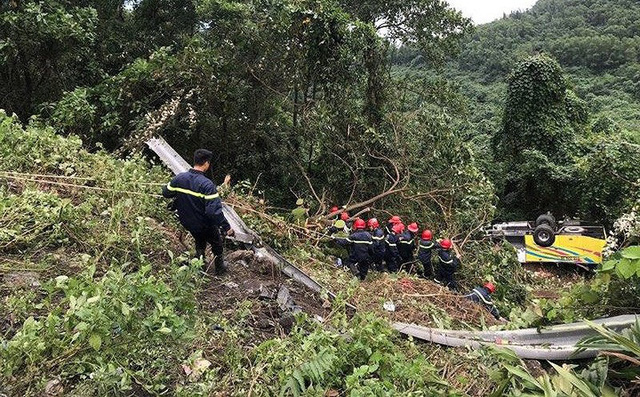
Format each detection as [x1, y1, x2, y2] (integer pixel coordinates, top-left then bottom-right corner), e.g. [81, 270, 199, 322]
[615, 258, 635, 279]
[89, 333, 102, 351]
[600, 260, 616, 272]
[503, 364, 542, 389]
[121, 302, 130, 317]
[158, 327, 172, 334]
[621, 246, 640, 259]
[549, 363, 597, 397]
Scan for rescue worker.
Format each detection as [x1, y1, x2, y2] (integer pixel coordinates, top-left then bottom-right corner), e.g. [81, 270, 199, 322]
[368, 218, 386, 271]
[384, 222, 404, 272]
[340, 211, 352, 231]
[327, 219, 350, 267]
[334, 218, 373, 281]
[398, 222, 419, 270]
[162, 149, 234, 275]
[464, 282, 507, 322]
[290, 198, 308, 226]
[329, 206, 340, 220]
[385, 215, 402, 234]
[417, 229, 436, 279]
[434, 238, 459, 290]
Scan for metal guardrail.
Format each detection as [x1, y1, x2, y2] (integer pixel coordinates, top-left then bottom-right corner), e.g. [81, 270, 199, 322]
[394, 314, 637, 360]
[147, 135, 636, 360]
[146, 136, 342, 302]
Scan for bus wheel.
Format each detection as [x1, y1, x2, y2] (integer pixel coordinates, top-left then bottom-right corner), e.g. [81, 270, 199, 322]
[534, 224, 555, 247]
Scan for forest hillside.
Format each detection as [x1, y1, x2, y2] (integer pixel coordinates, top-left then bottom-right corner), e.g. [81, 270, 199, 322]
[1, 0, 640, 395]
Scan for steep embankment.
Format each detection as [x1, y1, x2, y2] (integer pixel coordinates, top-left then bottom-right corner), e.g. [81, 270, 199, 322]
[0, 113, 501, 396]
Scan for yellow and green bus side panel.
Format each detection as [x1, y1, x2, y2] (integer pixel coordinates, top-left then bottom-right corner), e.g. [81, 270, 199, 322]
[524, 235, 606, 265]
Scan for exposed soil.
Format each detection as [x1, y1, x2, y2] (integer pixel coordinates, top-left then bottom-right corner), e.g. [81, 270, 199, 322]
[353, 274, 499, 328]
[197, 250, 332, 345]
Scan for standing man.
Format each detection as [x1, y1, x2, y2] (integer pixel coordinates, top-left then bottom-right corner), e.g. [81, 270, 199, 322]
[334, 218, 373, 281]
[417, 229, 436, 279]
[398, 222, 419, 270]
[384, 222, 404, 272]
[162, 149, 234, 274]
[290, 198, 308, 226]
[368, 218, 386, 271]
[434, 238, 459, 290]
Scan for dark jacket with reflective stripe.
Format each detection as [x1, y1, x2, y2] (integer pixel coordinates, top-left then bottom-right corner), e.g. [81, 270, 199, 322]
[398, 231, 416, 262]
[384, 233, 400, 261]
[162, 169, 230, 233]
[371, 228, 386, 259]
[335, 230, 373, 263]
[437, 249, 458, 274]
[465, 287, 500, 319]
[417, 239, 435, 264]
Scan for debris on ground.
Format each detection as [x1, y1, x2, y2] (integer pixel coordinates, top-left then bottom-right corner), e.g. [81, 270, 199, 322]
[353, 275, 499, 328]
[198, 250, 331, 343]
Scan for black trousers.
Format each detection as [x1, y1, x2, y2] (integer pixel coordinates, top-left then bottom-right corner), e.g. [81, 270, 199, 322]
[347, 259, 370, 281]
[190, 228, 224, 268]
[420, 259, 434, 278]
[436, 269, 458, 291]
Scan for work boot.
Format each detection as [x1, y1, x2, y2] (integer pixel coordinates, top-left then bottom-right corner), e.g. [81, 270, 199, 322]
[214, 257, 228, 275]
[349, 262, 360, 277]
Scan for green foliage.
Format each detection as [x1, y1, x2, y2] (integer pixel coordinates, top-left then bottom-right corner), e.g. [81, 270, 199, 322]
[244, 313, 451, 396]
[575, 136, 640, 224]
[601, 246, 640, 279]
[486, 317, 640, 396]
[484, 346, 618, 397]
[493, 55, 590, 218]
[1, 260, 201, 395]
[0, 1, 99, 119]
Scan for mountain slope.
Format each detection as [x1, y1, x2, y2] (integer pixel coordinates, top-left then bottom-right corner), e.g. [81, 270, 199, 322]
[454, 0, 640, 133]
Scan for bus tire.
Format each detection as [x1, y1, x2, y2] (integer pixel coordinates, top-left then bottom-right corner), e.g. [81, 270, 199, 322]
[533, 224, 555, 247]
[535, 213, 557, 231]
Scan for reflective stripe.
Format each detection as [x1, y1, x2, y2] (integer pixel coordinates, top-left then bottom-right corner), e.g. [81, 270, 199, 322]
[441, 259, 454, 264]
[420, 244, 434, 249]
[372, 236, 385, 240]
[348, 239, 372, 245]
[167, 182, 220, 200]
[386, 243, 397, 247]
[399, 241, 413, 245]
[472, 289, 493, 305]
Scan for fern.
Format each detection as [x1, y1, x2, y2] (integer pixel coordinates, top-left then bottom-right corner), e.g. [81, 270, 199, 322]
[280, 348, 338, 396]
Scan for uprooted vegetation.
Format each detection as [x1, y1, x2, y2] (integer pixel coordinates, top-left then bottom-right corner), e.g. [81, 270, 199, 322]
[0, 113, 496, 395]
[3, 113, 640, 396]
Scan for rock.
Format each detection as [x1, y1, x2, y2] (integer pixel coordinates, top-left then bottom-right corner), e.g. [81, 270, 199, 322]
[5, 272, 40, 288]
[45, 379, 63, 396]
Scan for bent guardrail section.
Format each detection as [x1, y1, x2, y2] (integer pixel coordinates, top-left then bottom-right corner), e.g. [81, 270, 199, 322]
[147, 135, 636, 360]
[393, 314, 637, 360]
[146, 136, 342, 302]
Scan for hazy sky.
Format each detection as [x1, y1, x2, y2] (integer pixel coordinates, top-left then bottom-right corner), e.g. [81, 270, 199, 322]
[447, 0, 539, 25]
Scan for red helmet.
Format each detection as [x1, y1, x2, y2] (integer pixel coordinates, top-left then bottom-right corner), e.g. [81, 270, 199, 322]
[408, 222, 419, 233]
[392, 222, 405, 234]
[421, 230, 433, 240]
[340, 212, 350, 221]
[354, 218, 366, 230]
[389, 215, 402, 224]
[367, 218, 380, 229]
[484, 282, 496, 294]
[330, 206, 339, 213]
[440, 239, 452, 250]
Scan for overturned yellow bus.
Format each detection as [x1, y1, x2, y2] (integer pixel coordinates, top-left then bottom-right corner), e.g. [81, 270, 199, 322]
[485, 214, 607, 269]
